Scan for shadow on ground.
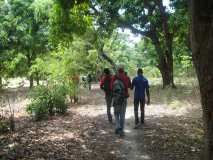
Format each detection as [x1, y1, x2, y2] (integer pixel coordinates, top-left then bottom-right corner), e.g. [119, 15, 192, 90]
[0, 111, 204, 160]
[0, 84, 204, 160]
[121, 114, 204, 160]
[0, 111, 124, 160]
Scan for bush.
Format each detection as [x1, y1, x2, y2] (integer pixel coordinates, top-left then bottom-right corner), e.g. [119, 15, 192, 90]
[27, 85, 68, 121]
[0, 120, 9, 133]
[51, 85, 68, 114]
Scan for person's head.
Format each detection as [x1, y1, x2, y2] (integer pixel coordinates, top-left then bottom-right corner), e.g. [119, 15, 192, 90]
[117, 65, 124, 73]
[104, 68, 110, 75]
[137, 68, 143, 75]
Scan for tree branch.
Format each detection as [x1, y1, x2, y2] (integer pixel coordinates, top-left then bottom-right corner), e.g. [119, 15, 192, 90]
[118, 20, 151, 37]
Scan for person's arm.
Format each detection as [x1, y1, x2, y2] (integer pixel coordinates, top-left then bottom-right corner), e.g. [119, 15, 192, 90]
[146, 80, 150, 105]
[131, 78, 135, 90]
[100, 77, 105, 90]
[110, 76, 115, 91]
[128, 77, 132, 89]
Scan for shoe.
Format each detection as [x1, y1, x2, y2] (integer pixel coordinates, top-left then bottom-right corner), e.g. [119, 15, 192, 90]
[115, 128, 120, 134]
[134, 124, 140, 129]
[109, 119, 113, 124]
[108, 117, 113, 124]
[141, 121, 145, 126]
[119, 131, 125, 137]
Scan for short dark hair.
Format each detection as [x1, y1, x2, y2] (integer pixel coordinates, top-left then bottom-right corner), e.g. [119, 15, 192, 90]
[104, 68, 110, 75]
[137, 68, 143, 75]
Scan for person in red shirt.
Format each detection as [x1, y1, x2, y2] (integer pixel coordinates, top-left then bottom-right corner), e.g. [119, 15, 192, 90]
[111, 66, 129, 137]
[125, 72, 132, 89]
[111, 68, 130, 98]
[100, 68, 113, 123]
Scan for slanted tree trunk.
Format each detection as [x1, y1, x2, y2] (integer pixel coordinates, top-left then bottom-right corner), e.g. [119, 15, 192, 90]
[191, 1, 213, 159]
[150, 29, 175, 88]
[157, 0, 175, 88]
[98, 45, 117, 72]
[0, 77, 2, 89]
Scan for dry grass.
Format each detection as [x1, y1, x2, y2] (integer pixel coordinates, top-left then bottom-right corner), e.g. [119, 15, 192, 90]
[0, 77, 204, 160]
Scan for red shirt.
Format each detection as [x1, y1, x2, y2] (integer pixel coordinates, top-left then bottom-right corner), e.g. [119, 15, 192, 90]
[111, 71, 129, 98]
[126, 76, 131, 88]
[100, 74, 112, 95]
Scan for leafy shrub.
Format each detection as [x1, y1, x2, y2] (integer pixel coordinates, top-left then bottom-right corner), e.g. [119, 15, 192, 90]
[27, 85, 68, 121]
[0, 120, 9, 133]
[51, 85, 68, 114]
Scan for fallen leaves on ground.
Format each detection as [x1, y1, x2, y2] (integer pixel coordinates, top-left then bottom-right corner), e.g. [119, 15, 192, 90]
[0, 112, 123, 160]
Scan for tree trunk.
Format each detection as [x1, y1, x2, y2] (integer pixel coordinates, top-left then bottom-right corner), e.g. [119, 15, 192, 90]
[36, 78, 40, 86]
[29, 76, 33, 88]
[150, 30, 175, 88]
[191, 1, 213, 159]
[36, 72, 40, 86]
[157, 0, 175, 88]
[27, 53, 34, 88]
[158, 61, 173, 88]
[98, 46, 117, 72]
[36, 79, 39, 86]
[118, 13, 175, 87]
[0, 77, 2, 89]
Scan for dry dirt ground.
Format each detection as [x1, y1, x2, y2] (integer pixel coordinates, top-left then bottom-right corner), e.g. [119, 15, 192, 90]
[0, 84, 204, 160]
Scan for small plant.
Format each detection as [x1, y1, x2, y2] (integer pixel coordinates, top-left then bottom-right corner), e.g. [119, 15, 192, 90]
[51, 84, 68, 114]
[0, 118, 9, 133]
[27, 85, 68, 121]
[0, 96, 15, 133]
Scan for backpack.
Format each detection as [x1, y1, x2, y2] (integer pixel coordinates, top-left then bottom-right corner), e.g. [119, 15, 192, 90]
[112, 79, 125, 107]
[103, 76, 111, 95]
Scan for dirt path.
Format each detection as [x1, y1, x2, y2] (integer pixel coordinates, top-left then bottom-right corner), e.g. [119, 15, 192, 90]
[73, 86, 147, 160]
[72, 84, 204, 160]
[1, 84, 204, 160]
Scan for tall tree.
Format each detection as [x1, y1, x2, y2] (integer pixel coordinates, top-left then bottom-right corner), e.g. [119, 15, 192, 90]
[11, 0, 50, 87]
[0, 0, 12, 88]
[90, 0, 178, 87]
[0, 0, 52, 87]
[191, 1, 213, 159]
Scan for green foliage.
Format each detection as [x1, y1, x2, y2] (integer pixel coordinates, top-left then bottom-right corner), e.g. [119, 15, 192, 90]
[6, 53, 28, 77]
[27, 85, 50, 120]
[29, 57, 48, 81]
[41, 37, 100, 97]
[0, 119, 9, 133]
[49, 1, 92, 45]
[0, 0, 51, 83]
[103, 32, 137, 75]
[27, 85, 68, 121]
[51, 85, 68, 114]
[143, 66, 161, 78]
[0, 0, 192, 88]
[135, 38, 158, 67]
[102, 31, 162, 77]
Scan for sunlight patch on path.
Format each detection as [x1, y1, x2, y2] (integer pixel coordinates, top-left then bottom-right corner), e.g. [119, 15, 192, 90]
[72, 104, 106, 117]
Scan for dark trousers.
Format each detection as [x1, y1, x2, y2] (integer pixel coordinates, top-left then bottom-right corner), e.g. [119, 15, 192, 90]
[105, 94, 113, 122]
[134, 99, 145, 125]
